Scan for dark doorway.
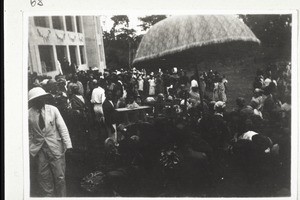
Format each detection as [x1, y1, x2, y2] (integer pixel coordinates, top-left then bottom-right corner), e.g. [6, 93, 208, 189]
[69, 45, 78, 65]
[56, 45, 67, 64]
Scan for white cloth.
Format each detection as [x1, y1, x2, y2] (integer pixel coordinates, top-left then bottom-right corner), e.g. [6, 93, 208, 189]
[191, 79, 198, 88]
[118, 80, 127, 98]
[56, 60, 63, 75]
[91, 86, 105, 104]
[222, 78, 228, 84]
[149, 78, 156, 95]
[239, 131, 259, 141]
[212, 82, 219, 101]
[75, 95, 85, 104]
[91, 86, 105, 116]
[264, 78, 272, 87]
[253, 109, 263, 119]
[138, 78, 144, 91]
[281, 103, 291, 112]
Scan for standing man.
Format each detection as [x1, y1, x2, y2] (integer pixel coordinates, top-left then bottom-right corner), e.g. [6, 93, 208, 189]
[91, 79, 106, 125]
[28, 87, 72, 197]
[102, 89, 118, 142]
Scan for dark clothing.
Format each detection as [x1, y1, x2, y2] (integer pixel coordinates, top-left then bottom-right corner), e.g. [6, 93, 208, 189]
[103, 99, 117, 133]
[69, 95, 88, 150]
[179, 75, 189, 86]
[200, 114, 230, 152]
[61, 60, 70, 75]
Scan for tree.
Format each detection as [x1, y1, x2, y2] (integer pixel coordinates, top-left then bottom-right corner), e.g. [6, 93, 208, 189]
[103, 15, 138, 69]
[103, 15, 168, 69]
[239, 15, 292, 60]
[138, 15, 167, 31]
[111, 15, 129, 28]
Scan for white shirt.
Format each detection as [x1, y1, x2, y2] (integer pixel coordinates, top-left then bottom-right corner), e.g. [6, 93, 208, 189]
[91, 86, 105, 104]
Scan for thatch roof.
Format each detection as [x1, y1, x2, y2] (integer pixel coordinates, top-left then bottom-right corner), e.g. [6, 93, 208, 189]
[133, 15, 260, 66]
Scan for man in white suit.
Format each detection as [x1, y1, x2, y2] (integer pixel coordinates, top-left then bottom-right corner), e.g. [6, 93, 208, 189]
[28, 87, 72, 197]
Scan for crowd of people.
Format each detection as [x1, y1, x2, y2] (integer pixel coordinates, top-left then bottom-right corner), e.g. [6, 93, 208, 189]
[28, 61, 292, 197]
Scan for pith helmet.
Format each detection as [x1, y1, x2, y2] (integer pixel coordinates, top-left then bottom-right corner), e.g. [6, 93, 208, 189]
[28, 87, 49, 102]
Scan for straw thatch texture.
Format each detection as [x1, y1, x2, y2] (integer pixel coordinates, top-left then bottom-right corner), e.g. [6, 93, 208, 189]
[133, 15, 260, 65]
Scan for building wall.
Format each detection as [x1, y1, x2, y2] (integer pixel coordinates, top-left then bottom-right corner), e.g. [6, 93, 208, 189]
[82, 16, 106, 73]
[28, 15, 106, 78]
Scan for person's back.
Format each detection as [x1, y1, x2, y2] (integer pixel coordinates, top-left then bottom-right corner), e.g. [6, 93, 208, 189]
[201, 102, 229, 151]
[91, 80, 106, 125]
[240, 105, 254, 117]
[209, 113, 229, 150]
[91, 86, 105, 104]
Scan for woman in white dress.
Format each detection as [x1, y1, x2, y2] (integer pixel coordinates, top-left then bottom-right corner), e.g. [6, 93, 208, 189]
[148, 74, 156, 96]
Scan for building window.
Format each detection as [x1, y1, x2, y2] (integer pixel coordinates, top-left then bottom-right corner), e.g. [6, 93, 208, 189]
[76, 16, 83, 33]
[65, 16, 75, 32]
[56, 45, 67, 63]
[79, 46, 86, 64]
[69, 45, 78, 65]
[52, 16, 64, 30]
[38, 45, 55, 72]
[34, 17, 50, 28]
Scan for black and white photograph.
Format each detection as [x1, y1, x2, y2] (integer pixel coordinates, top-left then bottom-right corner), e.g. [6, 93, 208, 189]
[24, 13, 296, 198]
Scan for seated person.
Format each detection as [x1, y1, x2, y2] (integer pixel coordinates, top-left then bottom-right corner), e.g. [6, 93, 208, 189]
[126, 95, 140, 109]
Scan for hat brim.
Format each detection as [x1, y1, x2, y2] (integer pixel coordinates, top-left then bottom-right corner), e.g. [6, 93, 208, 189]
[28, 93, 51, 102]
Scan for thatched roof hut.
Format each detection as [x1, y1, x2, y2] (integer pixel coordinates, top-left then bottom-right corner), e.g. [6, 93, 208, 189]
[133, 15, 260, 67]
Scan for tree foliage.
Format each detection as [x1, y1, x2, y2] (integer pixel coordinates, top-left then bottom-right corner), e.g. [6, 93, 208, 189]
[138, 15, 167, 31]
[111, 15, 129, 28]
[239, 15, 292, 59]
[103, 15, 138, 69]
[103, 15, 167, 69]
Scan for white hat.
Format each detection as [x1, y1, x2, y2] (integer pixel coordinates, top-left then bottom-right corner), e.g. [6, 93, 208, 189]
[264, 78, 271, 87]
[28, 87, 49, 102]
[214, 101, 226, 110]
[172, 67, 178, 74]
[191, 79, 198, 88]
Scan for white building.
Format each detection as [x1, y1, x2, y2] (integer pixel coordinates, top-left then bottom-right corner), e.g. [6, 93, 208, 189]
[28, 16, 106, 78]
